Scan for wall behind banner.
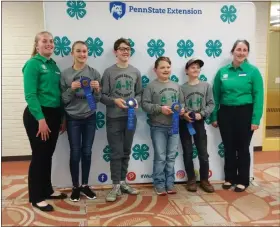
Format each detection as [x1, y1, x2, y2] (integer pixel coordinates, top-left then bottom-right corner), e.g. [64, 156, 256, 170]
[44, 1, 256, 187]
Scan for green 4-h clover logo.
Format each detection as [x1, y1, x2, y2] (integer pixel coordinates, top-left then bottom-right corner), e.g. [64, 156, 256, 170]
[205, 117, 211, 125]
[192, 143, 198, 159]
[177, 39, 194, 58]
[199, 74, 207, 81]
[132, 144, 149, 161]
[205, 40, 222, 58]
[169, 75, 179, 83]
[218, 142, 225, 158]
[96, 111, 105, 129]
[66, 0, 87, 20]
[128, 38, 135, 56]
[142, 75, 150, 89]
[175, 151, 179, 158]
[103, 145, 111, 162]
[147, 39, 165, 58]
[54, 36, 71, 57]
[220, 5, 237, 24]
[85, 37, 104, 58]
[146, 114, 151, 126]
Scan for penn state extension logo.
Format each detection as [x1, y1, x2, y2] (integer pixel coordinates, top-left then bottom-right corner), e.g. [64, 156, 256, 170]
[109, 1, 126, 20]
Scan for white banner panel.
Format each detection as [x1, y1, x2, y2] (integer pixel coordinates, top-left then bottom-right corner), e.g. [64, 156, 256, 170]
[44, 1, 256, 188]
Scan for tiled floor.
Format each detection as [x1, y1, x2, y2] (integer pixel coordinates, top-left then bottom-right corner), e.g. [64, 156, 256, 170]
[2, 151, 280, 226]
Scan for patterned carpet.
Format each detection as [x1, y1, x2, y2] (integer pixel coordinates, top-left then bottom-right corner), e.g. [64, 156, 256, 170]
[2, 162, 280, 226]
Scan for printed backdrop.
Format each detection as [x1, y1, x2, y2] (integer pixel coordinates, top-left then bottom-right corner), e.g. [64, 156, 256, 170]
[44, 1, 256, 187]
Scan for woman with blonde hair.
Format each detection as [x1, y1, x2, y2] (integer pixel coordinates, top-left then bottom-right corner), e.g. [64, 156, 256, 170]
[23, 31, 67, 212]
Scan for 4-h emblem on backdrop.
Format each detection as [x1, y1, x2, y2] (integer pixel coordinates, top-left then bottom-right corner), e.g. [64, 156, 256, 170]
[147, 39, 165, 58]
[109, 1, 126, 20]
[146, 114, 151, 126]
[199, 74, 207, 81]
[128, 38, 135, 56]
[66, 0, 87, 19]
[205, 40, 222, 58]
[85, 37, 104, 58]
[132, 144, 149, 161]
[169, 75, 179, 83]
[218, 142, 225, 158]
[192, 143, 198, 159]
[96, 111, 105, 129]
[177, 39, 194, 58]
[103, 145, 111, 162]
[54, 36, 71, 57]
[220, 5, 237, 24]
[142, 75, 150, 89]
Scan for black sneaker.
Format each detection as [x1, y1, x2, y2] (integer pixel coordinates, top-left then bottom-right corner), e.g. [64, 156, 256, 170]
[80, 185, 96, 200]
[70, 187, 80, 202]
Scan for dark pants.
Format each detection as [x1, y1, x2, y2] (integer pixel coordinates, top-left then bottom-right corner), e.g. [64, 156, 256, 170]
[66, 113, 96, 187]
[218, 104, 254, 187]
[179, 119, 209, 181]
[106, 116, 137, 184]
[23, 106, 61, 204]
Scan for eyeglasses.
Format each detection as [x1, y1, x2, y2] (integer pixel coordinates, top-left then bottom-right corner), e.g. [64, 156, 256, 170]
[117, 47, 131, 52]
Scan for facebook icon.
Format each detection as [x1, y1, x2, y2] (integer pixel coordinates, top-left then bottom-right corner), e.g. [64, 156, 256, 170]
[98, 173, 108, 183]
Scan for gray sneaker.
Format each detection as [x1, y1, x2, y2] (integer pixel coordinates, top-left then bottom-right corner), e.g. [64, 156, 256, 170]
[106, 184, 121, 202]
[120, 182, 139, 195]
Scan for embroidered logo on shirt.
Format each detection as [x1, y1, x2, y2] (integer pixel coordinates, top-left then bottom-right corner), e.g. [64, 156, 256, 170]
[41, 64, 47, 70]
[239, 73, 247, 77]
[222, 74, 228, 79]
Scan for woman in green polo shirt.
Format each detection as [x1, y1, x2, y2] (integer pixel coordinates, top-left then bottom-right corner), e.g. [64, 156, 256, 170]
[211, 40, 264, 192]
[22, 31, 67, 212]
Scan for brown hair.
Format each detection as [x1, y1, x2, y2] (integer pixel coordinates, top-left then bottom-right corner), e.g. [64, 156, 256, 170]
[31, 31, 53, 57]
[154, 56, 171, 68]
[114, 38, 131, 51]
[71, 40, 88, 52]
[231, 39, 250, 53]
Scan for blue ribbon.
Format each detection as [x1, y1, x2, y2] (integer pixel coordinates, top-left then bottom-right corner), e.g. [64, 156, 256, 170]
[126, 98, 136, 130]
[171, 102, 181, 134]
[187, 112, 196, 135]
[80, 77, 96, 111]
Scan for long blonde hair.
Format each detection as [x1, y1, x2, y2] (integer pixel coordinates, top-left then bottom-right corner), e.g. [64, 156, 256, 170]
[31, 31, 53, 57]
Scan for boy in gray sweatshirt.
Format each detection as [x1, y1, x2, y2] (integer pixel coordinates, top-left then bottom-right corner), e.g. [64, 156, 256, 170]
[100, 38, 142, 202]
[142, 56, 185, 195]
[179, 57, 215, 193]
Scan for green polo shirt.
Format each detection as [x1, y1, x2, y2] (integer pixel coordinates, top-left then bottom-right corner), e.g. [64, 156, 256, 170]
[211, 60, 264, 125]
[23, 54, 61, 120]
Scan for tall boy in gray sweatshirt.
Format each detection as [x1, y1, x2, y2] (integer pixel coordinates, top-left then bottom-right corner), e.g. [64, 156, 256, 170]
[179, 58, 215, 193]
[100, 38, 142, 202]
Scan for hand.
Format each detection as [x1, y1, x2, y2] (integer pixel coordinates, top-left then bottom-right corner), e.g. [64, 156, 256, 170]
[183, 112, 193, 122]
[37, 119, 51, 141]
[134, 99, 139, 109]
[180, 108, 185, 116]
[161, 106, 173, 115]
[195, 113, 202, 120]
[114, 98, 127, 109]
[60, 118, 67, 134]
[212, 121, 218, 128]
[90, 80, 100, 92]
[251, 124, 259, 131]
[71, 81, 81, 90]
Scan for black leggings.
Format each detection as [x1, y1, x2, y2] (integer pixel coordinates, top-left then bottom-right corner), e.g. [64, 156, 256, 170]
[23, 106, 61, 204]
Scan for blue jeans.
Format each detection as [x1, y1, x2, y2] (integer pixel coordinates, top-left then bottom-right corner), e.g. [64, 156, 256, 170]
[150, 126, 179, 190]
[66, 113, 96, 187]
